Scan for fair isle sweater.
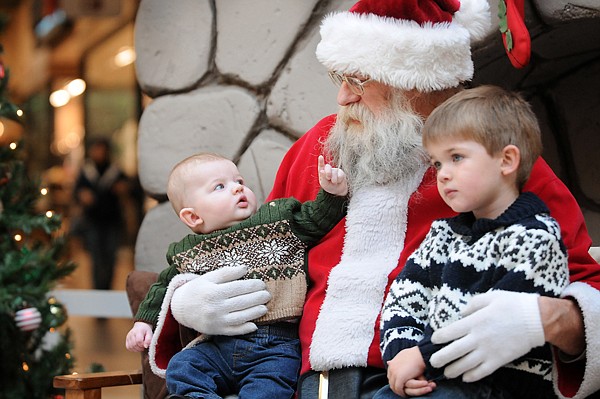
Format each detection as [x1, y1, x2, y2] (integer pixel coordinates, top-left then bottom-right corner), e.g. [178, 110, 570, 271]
[380, 192, 569, 398]
[136, 189, 347, 326]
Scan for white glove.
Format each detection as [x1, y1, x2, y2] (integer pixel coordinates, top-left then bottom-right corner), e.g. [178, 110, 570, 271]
[170, 266, 271, 336]
[430, 290, 545, 382]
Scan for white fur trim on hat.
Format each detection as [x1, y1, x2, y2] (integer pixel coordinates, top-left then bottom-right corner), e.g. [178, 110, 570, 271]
[316, 0, 491, 92]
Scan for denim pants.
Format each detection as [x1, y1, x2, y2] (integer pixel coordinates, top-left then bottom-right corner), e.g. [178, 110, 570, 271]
[373, 379, 514, 399]
[166, 323, 300, 399]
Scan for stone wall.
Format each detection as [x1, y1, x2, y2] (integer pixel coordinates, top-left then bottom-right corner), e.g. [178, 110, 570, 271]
[133, 0, 600, 273]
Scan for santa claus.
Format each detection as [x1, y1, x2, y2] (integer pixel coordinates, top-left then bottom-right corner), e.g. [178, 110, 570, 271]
[156, 1, 600, 398]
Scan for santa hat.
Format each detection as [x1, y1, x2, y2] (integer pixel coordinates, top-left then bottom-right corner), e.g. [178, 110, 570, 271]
[316, 0, 492, 92]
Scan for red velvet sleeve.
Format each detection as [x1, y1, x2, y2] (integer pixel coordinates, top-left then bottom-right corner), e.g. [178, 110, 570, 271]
[267, 115, 336, 203]
[524, 158, 600, 288]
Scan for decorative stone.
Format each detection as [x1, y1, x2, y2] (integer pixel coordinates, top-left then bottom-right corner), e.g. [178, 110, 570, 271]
[215, 0, 319, 86]
[134, 202, 190, 274]
[138, 87, 260, 197]
[135, 0, 212, 96]
[237, 129, 294, 203]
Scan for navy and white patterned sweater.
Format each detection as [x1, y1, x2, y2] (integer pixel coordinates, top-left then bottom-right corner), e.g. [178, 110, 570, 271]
[380, 192, 569, 397]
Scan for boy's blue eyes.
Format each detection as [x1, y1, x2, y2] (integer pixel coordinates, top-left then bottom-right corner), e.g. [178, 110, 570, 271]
[431, 154, 463, 170]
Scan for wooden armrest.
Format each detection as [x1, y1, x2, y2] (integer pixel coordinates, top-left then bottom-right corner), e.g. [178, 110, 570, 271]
[53, 369, 142, 399]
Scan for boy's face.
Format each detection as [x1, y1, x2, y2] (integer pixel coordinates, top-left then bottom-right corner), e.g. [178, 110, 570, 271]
[182, 159, 258, 233]
[426, 138, 518, 220]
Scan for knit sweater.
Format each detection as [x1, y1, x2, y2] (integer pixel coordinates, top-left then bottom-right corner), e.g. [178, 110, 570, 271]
[380, 192, 569, 398]
[136, 188, 347, 326]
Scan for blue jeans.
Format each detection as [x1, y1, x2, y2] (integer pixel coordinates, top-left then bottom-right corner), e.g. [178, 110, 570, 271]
[373, 379, 513, 399]
[166, 323, 300, 399]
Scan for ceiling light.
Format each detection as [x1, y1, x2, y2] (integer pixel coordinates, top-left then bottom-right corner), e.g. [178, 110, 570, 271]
[65, 78, 86, 97]
[49, 89, 70, 107]
[114, 46, 136, 68]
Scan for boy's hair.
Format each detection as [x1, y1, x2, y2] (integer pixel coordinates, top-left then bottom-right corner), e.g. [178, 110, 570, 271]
[422, 85, 542, 189]
[167, 152, 228, 213]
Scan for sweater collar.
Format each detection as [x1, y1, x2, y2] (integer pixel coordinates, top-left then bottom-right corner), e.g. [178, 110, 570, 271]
[447, 192, 549, 241]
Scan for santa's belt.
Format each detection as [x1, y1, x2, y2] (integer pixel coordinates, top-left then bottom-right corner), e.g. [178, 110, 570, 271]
[239, 321, 299, 340]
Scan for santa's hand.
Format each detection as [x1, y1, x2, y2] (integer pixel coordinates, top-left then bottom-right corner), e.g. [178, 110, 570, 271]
[171, 266, 271, 336]
[430, 290, 545, 382]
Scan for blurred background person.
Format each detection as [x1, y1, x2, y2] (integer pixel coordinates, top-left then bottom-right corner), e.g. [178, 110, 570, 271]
[72, 137, 130, 290]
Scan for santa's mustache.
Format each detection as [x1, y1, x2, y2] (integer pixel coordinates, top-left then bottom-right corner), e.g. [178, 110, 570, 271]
[324, 98, 428, 191]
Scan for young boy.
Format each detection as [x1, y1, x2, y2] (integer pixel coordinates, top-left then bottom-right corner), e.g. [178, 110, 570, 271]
[125, 152, 348, 399]
[376, 86, 569, 399]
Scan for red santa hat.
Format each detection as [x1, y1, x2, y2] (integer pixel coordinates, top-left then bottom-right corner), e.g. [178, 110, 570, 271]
[316, 0, 492, 92]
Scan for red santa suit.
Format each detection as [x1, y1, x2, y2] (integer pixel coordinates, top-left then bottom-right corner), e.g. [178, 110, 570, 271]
[153, 0, 600, 396]
[266, 114, 600, 399]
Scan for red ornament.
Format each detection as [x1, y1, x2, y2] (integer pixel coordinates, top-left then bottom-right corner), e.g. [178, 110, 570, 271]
[14, 307, 42, 332]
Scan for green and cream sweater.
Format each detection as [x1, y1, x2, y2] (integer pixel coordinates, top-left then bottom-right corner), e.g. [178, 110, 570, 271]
[136, 189, 347, 326]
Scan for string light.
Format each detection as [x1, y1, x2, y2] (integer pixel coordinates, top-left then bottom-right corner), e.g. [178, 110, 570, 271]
[9, 142, 17, 150]
[49, 78, 87, 108]
[41, 188, 48, 195]
[114, 46, 136, 67]
[14, 234, 22, 242]
[22, 362, 29, 372]
[46, 211, 53, 218]
[65, 79, 86, 97]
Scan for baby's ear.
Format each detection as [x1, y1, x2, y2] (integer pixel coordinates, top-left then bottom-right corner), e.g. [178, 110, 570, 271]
[500, 144, 520, 175]
[179, 208, 203, 230]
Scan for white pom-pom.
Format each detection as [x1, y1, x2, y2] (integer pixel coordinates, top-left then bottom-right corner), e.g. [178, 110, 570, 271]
[454, 0, 493, 43]
[15, 307, 42, 332]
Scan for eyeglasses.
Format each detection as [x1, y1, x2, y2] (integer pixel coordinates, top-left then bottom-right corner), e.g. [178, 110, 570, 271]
[328, 71, 372, 96]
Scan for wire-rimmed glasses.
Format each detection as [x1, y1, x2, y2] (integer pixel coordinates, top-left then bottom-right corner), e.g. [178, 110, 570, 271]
[328, 71, 372, 95]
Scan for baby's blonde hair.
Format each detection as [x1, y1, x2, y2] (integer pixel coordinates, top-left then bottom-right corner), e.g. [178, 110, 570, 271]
[166, 152, 228, 214]
[423, 85, 542, 189]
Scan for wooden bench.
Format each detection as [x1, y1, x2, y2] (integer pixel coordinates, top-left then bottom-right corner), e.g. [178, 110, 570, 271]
[53, 369, 142, 399]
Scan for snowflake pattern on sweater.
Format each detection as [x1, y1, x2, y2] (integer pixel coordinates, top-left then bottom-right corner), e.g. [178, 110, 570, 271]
[380, 192, 569, 396]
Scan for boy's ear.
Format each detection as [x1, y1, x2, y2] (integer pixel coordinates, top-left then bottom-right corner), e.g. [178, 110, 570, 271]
[179, 207, 203, 230]
[500, 144, 520, 176]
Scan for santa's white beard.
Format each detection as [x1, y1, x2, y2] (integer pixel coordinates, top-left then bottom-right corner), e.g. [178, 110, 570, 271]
[310, 91, 431, 370]
[324, 94, 428, 192]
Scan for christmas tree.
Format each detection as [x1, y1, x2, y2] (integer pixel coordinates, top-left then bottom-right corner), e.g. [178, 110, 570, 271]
[0, 45, 76, 398]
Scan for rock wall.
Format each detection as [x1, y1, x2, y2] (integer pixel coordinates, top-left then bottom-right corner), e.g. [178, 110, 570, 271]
[133, 0, 600, 273]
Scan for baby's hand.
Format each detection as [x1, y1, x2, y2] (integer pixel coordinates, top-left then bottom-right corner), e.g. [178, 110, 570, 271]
[125, 321, 153, 352]
[318, 155, 348, 196]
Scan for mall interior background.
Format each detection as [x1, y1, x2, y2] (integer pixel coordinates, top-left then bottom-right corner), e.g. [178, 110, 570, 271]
[0, 1, 599, 398]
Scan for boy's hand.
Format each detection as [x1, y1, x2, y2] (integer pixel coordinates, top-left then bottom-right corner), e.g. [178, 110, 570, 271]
[387, 346, 428, 397]
[404, 376, 436, 397]
[318, 155, 348, 196]
[125, 322, 153, 352]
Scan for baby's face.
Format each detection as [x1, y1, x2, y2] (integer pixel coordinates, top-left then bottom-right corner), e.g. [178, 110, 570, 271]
[185, 159, 258, 233]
